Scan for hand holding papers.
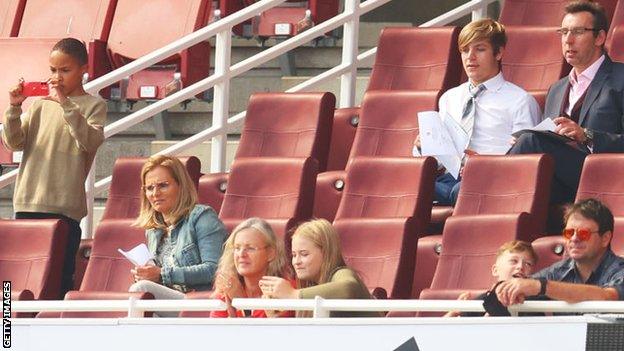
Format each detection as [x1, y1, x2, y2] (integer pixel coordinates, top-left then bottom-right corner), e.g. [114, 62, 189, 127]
[512, 118, 574, 144]
[417, 111, 469, 179]
[118, 243, 154, 266]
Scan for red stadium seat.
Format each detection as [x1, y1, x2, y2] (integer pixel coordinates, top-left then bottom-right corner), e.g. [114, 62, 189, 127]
[576, 154, 624, 216]
[502, 26, 571, 110]
[314, 90, 438, 223]
[608, 25, 624, 65]
[327, 26, 461, 171]
[333, 156, 437, 298]
[613, 218, 624, 257]
[410, 234, 442, 299]
[0, 219, 68, 301]
[198, 92, 335, 213]
[252, 0, 339, 38]
[39, 219, 154, 318]
[107, 0, 211, 100]
[531, 235, 566, 272]
[0, 0, 25, 37]
[101, 156, 201, 221]
[72, 238, 93, 291]
[454, 154, 554, 242]
[499, 0, 617, 27]
[219, 157, 318, 240]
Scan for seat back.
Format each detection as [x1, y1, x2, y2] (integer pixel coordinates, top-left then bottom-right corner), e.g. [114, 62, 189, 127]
[531, 235, 566, 273]
[0, 0, 25, 37]
[334, 157, 437, 224]
[411, 234, 442, 299]
[79, 219, 146, 292]
[454, 154, 554, 240]
[612, 218, 624, 257]
[428, 215, 520, 291]
[348, 91, 439, 159]
[219, 157, 318, 238]
[236, 92, 335, 171]
[101, 156, 201, 221]
[502, 26, 570, 91]
[576, 154, 624, 216]
[367, 27, 462, 92]
[0, 219, 68, 300]
[608, 25, 624, 62]
[500, 0, 617, 27]
[17, 0, 116, 41]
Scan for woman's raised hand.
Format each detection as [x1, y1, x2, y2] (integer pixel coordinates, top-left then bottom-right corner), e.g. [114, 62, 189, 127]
[259, 276, 298, 299]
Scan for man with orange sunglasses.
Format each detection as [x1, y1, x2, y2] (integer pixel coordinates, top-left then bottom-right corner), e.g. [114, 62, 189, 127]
[495, 198, 624, 307]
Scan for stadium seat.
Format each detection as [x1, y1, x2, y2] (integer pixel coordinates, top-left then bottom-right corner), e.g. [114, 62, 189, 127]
[531, 235, 566, 272]
[11, 289, 34, 318]
[41, 219, 154, 318]
[107, 0, 211, 100]
[499, 0, 617, 27]
[420, 214, 523, 300]
[576, 154, 624, 216]
[613, 218, 624, 257]
[0, 0, 25, 37]
[502, 26, 571, 110]
[453, 154, 554, 242]
[410, 235, 442, 299]
[326, 26, 461, 171]
[72, 238, 93, 291]
[608, 25, 624, 62]
[0, 219, 68, 301]
[252, 0, 339, 39]
[101, 156, 201, 221]
[198, 92, 335, 213]
[314, 90, 438, 223]
[219, 157, 318, 240]
[333, 156, 437, 298]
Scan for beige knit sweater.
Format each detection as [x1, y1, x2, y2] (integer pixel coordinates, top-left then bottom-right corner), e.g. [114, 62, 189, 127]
[2, 95, 106, 221]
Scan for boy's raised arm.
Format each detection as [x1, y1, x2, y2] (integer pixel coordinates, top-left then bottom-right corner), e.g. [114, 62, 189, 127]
[61, 98, 106, 153]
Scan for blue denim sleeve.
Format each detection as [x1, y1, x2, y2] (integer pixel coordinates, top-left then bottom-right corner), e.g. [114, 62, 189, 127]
[605, 270, 624, 300]
[160, 207, 226, 288]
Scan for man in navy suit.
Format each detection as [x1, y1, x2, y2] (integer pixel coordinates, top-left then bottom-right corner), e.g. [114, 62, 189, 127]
[509, 1, 624, 204]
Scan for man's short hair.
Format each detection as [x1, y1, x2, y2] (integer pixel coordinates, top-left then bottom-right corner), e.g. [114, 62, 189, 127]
[565, 1, 609, 38]
[496, 240, 538, 264]
[564, 198, 614, 235]
[458, 18, 507, 55]
[52, 37, 88, 66]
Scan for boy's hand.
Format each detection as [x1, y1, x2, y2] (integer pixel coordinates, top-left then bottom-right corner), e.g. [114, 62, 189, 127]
[8, 79, 26, 106]
[43, 78, 68, 105]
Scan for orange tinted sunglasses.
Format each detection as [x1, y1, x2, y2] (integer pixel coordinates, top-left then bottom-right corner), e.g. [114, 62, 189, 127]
[562, 228, 599, 241]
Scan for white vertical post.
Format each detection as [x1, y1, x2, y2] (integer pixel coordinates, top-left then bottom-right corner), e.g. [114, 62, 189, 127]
[338, 0, 360, 108]
[211, 31, 232, 173]
[471, 0, 487, 20]
[312, 296, 330, 318]
[81, 161, 96, 239]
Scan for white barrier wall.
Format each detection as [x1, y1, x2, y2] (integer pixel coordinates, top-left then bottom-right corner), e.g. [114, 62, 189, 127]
[11, 316, 591, 351]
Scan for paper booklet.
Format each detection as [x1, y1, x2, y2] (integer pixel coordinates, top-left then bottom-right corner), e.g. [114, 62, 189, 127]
[512, 118, 574, 144]
[415, 111, 469, 179]
[118, 243, 153, 266]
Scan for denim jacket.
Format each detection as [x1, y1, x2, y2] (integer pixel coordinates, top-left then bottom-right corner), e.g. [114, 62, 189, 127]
[146, 205, 226, 291]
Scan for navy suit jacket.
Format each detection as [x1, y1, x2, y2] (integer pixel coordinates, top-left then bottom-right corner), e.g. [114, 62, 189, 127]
[544, 55, 624, 153]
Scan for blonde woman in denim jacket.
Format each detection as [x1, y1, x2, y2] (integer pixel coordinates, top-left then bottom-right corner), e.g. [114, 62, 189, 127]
[129, 155, 226, 316]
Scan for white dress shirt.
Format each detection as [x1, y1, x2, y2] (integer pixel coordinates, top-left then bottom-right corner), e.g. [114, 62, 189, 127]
[439, 72, 541, 154]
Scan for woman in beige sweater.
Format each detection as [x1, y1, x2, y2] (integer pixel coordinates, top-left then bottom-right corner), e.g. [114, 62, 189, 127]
[260, 219, 377, 317]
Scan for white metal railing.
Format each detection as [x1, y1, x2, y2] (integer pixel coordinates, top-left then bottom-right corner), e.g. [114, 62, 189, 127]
[0, 0, 497, 235]
[12, 298, 624, 318]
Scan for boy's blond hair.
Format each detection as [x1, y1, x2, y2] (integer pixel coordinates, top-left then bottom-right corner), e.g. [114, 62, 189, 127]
[458, 19, 507, 55]
[496, 240, 538, 264]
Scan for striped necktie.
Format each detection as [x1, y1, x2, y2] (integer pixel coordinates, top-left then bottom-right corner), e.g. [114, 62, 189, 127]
[461, 83, 486, 139]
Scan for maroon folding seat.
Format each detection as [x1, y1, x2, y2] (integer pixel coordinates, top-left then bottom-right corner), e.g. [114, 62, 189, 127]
[198, 92, 335, 213]
[326, 26, 462, 172]
[416, 214, 522, 315]
[410, 235, 442, 299]
[107, 0, 211, 100]
[0, 219, 68, 302]
[314, 90, 438, 223]
[499, 0, 617, 27]
[101, 156, 201, 221]
[502, 26, 571, 111]
[332, 156, 437, 299]
[219, 157, 318, 240]
[252, 0, 338, 38]
[531, 235, 565, 272]
[613, 218, 624, 257]
[72, 238, 93, 290]
[453, 154, 554, 242]
[0, 0, 25, 37]
[575, 154, 624, 216]
[608, 25, 624, 62]
[44, 219, 153, 318]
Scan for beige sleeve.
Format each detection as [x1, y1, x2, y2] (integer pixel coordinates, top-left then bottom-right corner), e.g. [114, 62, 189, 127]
[2, 104, 30, 151]
[62, 98, 106, 153]
[298, 268, 368, 299]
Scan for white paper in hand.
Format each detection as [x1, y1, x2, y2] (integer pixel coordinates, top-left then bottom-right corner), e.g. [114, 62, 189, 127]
[118, 243, 153, 266]
[417, 111, 463, 179]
